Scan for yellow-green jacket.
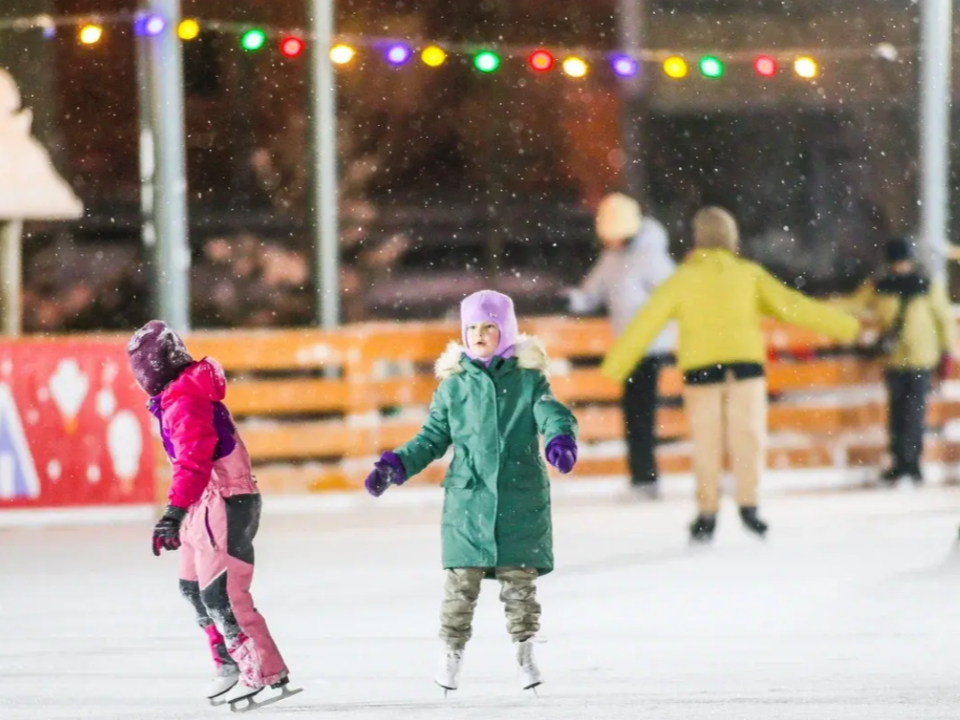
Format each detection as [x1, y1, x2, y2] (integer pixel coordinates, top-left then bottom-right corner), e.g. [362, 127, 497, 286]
[832, 275, 955, 370]
[601, 249, 860, 383]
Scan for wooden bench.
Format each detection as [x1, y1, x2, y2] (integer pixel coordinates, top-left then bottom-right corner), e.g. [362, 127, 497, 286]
[152, 317, 960, 498]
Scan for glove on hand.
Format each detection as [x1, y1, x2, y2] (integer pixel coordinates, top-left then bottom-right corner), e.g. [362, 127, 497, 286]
[364, 452, 408, 497]
[546, 435, 578, 474]
[152, 505, 187, 556]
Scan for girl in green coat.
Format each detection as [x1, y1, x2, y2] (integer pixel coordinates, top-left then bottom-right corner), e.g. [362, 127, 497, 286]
[364, 290, 579, 694]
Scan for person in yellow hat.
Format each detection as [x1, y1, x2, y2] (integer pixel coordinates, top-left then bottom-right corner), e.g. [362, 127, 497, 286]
[601, 207, 860, 543]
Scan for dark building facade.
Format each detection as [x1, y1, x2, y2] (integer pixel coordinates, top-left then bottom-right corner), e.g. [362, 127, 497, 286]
[0, 0, 948, 329]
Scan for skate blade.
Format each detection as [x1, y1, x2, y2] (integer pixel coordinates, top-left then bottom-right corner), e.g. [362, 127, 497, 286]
[525, 682, 542, 696]
[229, 686, 303, 713]
[436, 682, 456, 697]
[209, 683, 240, 707]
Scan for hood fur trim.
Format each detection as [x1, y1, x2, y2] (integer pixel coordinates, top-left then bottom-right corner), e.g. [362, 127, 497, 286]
[435, 334, 549, 380]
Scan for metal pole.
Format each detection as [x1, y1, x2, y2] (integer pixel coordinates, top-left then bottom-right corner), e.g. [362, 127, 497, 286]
[135, 31, 159, 318]
[307, 0, 340, 328]
[138, 0, 191, 330]
[615, 0, 646, 199]
[919, 0, 953, 282]
[0, 220, 23, 336]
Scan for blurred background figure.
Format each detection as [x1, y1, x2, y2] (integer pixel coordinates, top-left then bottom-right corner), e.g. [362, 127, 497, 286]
[601, 207, 860, 543]
[832, 238, 957, 485]
[566, 193, 675, 500]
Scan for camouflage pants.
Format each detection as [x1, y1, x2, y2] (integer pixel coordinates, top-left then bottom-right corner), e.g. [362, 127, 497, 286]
[439, 567, 540, 647]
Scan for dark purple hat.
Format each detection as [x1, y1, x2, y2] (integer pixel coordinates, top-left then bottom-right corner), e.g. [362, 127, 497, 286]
[126, 320, 194, 396]
[885, 237, 914, 263]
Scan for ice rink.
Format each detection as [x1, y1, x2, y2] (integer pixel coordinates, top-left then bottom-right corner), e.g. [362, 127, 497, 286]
[5, 481, 960, 720]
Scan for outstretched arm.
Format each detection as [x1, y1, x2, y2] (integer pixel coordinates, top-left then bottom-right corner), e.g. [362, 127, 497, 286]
[533, 375, 579, 474]
[393, 384, 454, 479]
[567, 252, 616, 314]
[825, 280, 876, 315]
[600, 275, 680, 383]
[533, 375, 578, 444]
[756, 267, 860, 342]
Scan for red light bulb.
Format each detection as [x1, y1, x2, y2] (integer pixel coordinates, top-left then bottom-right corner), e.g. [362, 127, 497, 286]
[754, 55, 777, 78]
[280, 36, 305, 59]
[528, 50, 555, 72]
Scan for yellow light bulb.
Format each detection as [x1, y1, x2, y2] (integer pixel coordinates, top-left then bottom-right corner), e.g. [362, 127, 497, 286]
[421, 46, 447, 67]
[177, 19, 200, 41]
[663, 56, 688, 79]
[794, 56, 819, 79]
[562, 57, 589, 78]
[79, 24, 103, 45]
[330, 44, 356, 65]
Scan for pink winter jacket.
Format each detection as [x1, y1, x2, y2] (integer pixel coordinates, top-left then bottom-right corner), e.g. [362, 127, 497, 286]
[149, 358, 258, 510]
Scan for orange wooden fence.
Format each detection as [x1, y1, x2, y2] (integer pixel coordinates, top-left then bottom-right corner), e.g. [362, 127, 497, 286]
[156, 316, 960, 497]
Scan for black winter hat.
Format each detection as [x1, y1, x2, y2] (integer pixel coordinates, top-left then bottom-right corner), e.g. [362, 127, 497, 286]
[885, 237, 914, 263]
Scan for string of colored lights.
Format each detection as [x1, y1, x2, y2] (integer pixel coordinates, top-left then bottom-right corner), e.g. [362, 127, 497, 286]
[0, 12, 909, 81]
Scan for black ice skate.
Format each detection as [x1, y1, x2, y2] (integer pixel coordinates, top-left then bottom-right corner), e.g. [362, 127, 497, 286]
[739, 506, 768, 538]
[905, 463, 924, 484]
[689, 514, 716, 544]
[879, 465, 906, 485]
[226, 676, 303, 713]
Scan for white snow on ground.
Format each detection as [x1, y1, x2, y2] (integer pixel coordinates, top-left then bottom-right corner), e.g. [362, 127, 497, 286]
[4, 481, 960, 719]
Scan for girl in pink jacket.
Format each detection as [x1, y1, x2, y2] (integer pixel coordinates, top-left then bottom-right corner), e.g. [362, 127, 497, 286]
[127, 320, 297, 711]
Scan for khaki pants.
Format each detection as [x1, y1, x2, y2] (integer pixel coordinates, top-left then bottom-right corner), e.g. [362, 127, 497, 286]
[682, 376, 767, 514]
[439, 567, 540, 647]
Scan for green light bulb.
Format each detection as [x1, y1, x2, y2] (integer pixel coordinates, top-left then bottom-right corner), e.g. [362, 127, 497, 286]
[474, 51, 501, 73]
[241, 29, 267, 52]
[699, 55, 724, 78]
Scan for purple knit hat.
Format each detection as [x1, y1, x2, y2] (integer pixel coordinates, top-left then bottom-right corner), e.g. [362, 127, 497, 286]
[126, 320, 194, 396]
[460, 290, 519, 361]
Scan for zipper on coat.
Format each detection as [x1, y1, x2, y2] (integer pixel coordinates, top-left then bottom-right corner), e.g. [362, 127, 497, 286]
[204, 507, 217, 549]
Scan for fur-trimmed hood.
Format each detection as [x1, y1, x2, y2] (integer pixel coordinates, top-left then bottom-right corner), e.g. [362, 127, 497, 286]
[435, 334, 549, 379]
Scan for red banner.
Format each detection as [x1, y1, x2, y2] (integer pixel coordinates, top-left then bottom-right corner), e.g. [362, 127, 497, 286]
[0, 339, 154, 509]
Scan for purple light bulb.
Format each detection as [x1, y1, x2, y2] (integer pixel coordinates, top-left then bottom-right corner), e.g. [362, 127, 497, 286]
[145, 15, 166, 36]
[386, 43, 412, 65]
[611, 55, 639, 78]
[134, 14, 166, 37]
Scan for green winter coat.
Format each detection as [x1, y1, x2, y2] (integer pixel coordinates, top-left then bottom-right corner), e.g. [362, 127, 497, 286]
[394, 336, 578, 576]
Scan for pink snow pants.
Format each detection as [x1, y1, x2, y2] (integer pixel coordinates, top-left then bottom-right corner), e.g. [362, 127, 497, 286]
[178, 491, 288, 687]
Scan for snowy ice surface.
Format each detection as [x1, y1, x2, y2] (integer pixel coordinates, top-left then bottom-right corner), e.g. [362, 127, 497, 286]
[4, 482, 960, 719]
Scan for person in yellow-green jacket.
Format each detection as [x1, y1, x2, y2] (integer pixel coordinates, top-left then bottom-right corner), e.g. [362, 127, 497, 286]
[832, 238, 956, 485]
[601, 207, 861, 543]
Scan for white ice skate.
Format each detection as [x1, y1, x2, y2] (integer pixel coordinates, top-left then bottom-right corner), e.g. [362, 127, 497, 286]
[435, 643, 464, 694]
[206, 665, 240, 705]
[516, 638, 542, 692]
[224, 676, 303, 713]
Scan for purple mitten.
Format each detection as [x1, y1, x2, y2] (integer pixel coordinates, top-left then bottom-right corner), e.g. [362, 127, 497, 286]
[364, 452, 408, 497]
[546, 435, 578, 474]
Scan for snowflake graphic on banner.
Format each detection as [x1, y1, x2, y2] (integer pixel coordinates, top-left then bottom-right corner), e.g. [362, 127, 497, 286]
[0, 384, 40, 499]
